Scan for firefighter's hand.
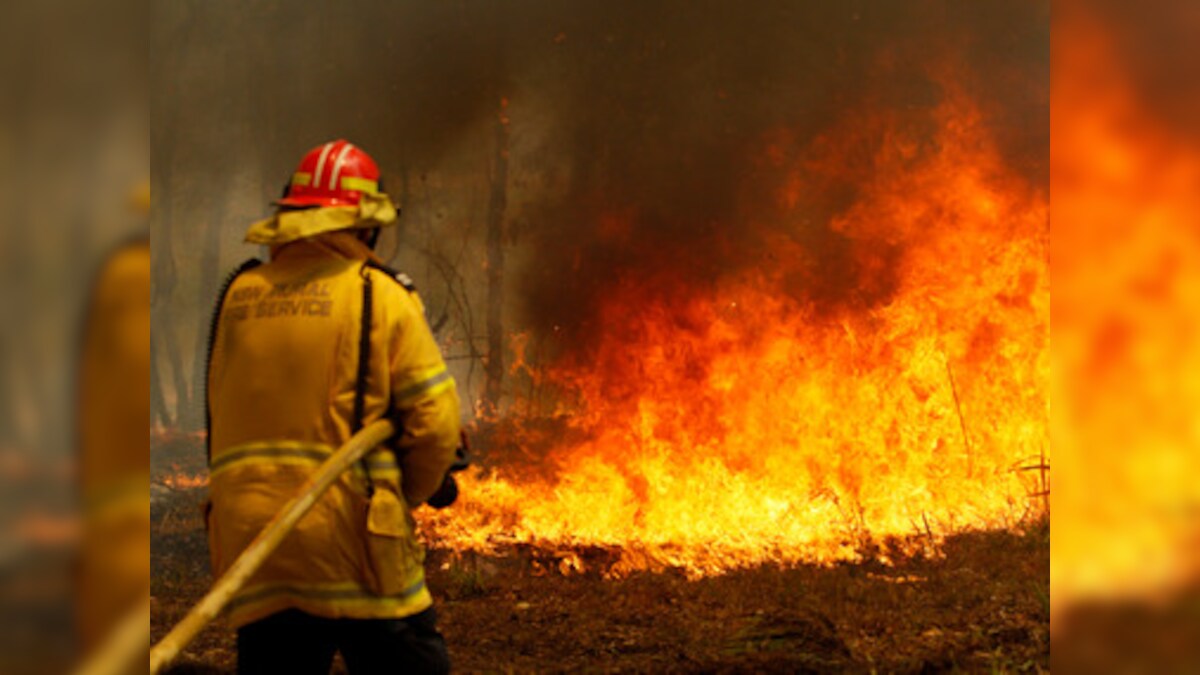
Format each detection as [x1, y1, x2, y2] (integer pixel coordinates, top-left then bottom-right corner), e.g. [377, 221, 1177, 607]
[425, 474, 459, 509]
[426, 430, 469, 509]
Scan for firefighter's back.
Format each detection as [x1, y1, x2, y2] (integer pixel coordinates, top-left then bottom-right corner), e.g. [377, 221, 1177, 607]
[205, 243, 435, 629]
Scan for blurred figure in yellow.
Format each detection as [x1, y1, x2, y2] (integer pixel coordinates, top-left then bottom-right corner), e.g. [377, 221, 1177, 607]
[206, 141, 460, 674]
[76, 180, 151, 659]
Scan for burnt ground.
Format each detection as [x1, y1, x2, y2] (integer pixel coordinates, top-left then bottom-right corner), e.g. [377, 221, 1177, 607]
[151, 484, 1048, 674]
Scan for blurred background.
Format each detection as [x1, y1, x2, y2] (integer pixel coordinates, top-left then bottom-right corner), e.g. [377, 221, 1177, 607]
[0, 0, 147, 672]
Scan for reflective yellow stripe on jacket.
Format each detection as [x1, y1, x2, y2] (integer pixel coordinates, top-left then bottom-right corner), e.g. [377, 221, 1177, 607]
[210, 440, 401, 487]
[228, 571, 430, 626]
[394, 367, 455, 406]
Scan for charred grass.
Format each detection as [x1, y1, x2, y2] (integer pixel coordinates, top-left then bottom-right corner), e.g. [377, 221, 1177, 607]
[152, 487, 1048, 674]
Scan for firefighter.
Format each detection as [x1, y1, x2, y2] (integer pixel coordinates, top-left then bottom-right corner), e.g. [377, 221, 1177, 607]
[205, 140, 460, 674]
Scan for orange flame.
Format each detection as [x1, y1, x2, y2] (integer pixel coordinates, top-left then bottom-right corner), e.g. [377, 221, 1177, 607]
[423, 81, 1048, 575]
[161, 467, 208, 490]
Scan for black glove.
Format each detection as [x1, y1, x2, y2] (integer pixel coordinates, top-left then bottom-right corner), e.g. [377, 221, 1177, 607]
[426, 473, 459, 509]
[426, 431, 469, 509]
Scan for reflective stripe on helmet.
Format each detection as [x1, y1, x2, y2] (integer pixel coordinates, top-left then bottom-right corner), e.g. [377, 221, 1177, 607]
[327, 142, 355, 190]
[290, 174, 375, 193]
[339, 176, 378, 194]
[310, 141, 337, 189]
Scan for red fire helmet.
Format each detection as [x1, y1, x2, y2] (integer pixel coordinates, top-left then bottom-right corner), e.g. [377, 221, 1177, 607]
[276, 139, 381, 208]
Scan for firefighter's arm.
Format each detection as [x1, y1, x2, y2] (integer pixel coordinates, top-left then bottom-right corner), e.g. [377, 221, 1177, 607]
[384, 282, 461, 507]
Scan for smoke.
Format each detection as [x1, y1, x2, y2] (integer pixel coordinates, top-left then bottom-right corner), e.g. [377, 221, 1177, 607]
[492, 0, 1049, 352]
[153, 0, 1047, 409]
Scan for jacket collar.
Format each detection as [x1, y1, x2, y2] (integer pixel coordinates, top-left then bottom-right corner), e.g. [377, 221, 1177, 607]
[269, 231, 384, 266]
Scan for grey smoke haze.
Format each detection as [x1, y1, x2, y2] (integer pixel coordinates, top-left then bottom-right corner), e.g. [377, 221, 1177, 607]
[153, 0, 1047, 409]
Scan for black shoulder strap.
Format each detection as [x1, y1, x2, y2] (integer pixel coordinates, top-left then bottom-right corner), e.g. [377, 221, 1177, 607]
[355, 263, 375, 492]
[205, 258, 263, 466]
[354, 264, 373, 433]
[364, 259, 417, 293]
[355, 261, 414, 431]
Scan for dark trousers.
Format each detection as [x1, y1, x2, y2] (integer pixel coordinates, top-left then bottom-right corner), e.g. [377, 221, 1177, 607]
[236, 607, 449, 675]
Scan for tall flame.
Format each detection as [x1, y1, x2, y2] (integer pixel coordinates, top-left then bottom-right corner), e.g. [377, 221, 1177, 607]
[422, 80, 1048, 575]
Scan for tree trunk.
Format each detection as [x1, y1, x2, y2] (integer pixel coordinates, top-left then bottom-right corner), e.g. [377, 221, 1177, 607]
[150, 329, 173, 428]
[151, 150, 191, 429]
[482, 98, 510, 416]
[186, 206, 224, 431]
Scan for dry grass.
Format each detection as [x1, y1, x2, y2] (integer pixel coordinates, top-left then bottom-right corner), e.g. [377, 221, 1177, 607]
[152, 484, 1048, 674]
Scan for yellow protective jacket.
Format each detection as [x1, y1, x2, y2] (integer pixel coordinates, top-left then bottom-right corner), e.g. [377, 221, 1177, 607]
[206, 233, 460, 628]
